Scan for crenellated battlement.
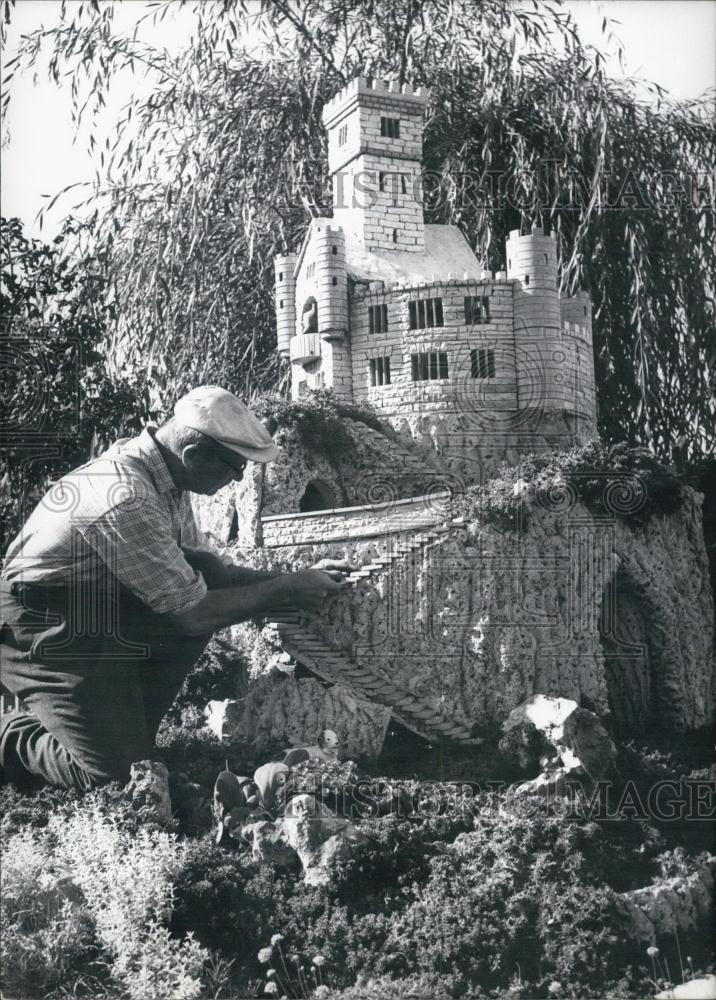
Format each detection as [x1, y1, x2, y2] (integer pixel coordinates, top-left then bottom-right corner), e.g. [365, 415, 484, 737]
[279, 74, 596, 447]
[322, 76, 430, 125]
[312, 222, 346, 238]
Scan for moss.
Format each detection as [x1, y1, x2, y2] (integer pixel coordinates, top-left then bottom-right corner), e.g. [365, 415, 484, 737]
[253, 388, 387, 465]
[449, 442, 685, 533]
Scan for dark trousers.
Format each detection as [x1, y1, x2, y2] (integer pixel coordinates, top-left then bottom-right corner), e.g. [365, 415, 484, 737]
[0, 551, 226, 790]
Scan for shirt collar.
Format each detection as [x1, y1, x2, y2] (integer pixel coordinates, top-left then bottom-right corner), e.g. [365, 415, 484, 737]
[135, 426, 178, 496]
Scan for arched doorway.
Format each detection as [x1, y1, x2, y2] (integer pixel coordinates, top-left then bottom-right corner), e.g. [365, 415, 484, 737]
[299, 479, 336, 513]
[599, 568, 656, 733]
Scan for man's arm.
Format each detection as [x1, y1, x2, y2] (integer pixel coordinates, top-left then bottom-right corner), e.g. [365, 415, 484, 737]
[226, 559, 354, 586]
[165, 569, 343, 635]
[225, 564, 283, 585]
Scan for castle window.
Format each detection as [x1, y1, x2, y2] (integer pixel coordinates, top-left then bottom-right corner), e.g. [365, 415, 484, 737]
[332, 276, 338, 285]
[524, 274, 530, 285]
[471, 347, 496, 379]
[380, 116, 401, 138]
[392, 229, 398, 243]
[411, 351, 448, 381]
[401, 175, 407, 194]
[379, 172, 387, 192]
[584, 305, 587, 316]
[307, 262, 316, 278]
[279, 272, 283, 281]
[332, 245, 338, 255]
[338, 124, 348, 146]
[369, 303, 389, 334]
[408, 297, 444, 330]
[544, 254, 549, 264]
[280, 299, 284, 308]
[369, 356, 391, 386]
[464, 295, 490, 325]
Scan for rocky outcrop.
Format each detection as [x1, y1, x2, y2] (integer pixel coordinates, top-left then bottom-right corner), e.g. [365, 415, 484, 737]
[500, 694, 616, 794]
[242, 795, 367, 885]
[214, 674, 392, 759]
[655, 976, 716, 999]
[618, 859, 715, 943]
[125, 761, 172, 825]
[249, 488, 712, 742]
[192, 415, 457, 549]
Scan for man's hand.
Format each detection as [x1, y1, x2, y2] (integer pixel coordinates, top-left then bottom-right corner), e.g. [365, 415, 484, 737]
[274, 569, 345, 611]
[311, 558, 356, 582]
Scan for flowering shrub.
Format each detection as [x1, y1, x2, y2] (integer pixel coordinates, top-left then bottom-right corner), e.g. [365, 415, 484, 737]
[1, 802, 211, 1000]
[0, 826, 98, 998]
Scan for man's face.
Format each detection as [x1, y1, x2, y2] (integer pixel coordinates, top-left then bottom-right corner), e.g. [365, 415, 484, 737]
[183, 443, 247, 495]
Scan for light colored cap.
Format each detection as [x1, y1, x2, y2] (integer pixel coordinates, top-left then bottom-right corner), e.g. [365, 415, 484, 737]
[174, 386, 279, 464]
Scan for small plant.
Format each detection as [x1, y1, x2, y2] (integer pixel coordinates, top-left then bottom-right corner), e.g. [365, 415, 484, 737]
[257, 935, 331, 998]
[1, 801, 212, 1000]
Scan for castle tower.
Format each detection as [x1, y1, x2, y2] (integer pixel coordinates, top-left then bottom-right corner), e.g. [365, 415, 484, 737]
[506, 227, 566, 415]
[321, 77, 430, 254]
[274, 253, 297, 359]
[290, 221, 352, 403]
[560, 290, 597, 432]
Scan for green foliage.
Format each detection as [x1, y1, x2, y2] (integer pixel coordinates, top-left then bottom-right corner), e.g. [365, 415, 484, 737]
[2, 748, 712, 999]
[253, 388, 386, 465]
[5, 2, 714, 455]
[0, 216, 148, 550]
[0, 802, 212, 1000]
[0, 824, 101, 998]
[449, 441, 685, 532]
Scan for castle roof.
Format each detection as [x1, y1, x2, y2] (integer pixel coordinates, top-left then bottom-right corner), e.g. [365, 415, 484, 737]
[343, 224, 484, 287]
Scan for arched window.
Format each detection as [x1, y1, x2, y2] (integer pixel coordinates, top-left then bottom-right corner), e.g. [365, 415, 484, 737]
[299, 479, 336, 513]
[301, 297, 318, 333]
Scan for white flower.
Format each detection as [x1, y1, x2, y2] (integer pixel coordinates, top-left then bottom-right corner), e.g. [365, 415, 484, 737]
[270, 933, 284, 946]
[312, 954, 326, 967]
[548, 984, 562, 997]
[314, 987, 330, 999]
[264, 983, 278, 996]
[258, 946, 273, 963]
[647, 945, 660, 958]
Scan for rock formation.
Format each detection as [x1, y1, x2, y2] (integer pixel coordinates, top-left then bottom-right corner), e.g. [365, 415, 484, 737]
[125, 760, 172, 825]
[241, 795, 367, 886]
[194, 413, 713, 755]
[500, 694, 616, 794]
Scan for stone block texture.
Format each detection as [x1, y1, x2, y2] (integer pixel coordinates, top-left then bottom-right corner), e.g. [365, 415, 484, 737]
[276, 74, 598, 471]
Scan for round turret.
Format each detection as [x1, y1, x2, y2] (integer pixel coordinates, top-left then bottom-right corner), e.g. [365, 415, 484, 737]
[275, 253, 297, 358]
[506, 227, 567, 413]
[506, 226, 561, 329]
[312, 224, 348, 339]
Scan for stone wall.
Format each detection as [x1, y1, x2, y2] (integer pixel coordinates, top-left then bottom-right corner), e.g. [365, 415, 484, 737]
[261, 491, 449, 548]
[257, 489, 713, 738]
[192, 415, 457, 548]
[345, 276, 597, 478]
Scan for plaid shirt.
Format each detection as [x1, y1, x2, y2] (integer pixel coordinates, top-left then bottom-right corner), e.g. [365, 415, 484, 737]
[1, 427, 231, 615]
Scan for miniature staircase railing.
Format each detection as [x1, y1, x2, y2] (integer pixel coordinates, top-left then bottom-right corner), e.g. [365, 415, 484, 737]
[266, 522, 478, 745]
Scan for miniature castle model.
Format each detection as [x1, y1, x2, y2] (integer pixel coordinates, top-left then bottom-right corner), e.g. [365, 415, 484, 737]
[275, 76, 597, 472]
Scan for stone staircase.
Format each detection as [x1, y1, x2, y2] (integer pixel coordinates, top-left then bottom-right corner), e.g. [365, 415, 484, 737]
[266, 522, 478, 745]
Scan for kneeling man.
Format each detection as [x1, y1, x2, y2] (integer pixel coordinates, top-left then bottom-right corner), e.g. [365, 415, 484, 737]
[0, 386, 345, 790]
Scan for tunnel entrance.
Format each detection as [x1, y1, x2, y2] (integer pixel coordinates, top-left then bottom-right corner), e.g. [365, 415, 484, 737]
[299, 479, 336, 513]
[599, 569, 656, 734]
